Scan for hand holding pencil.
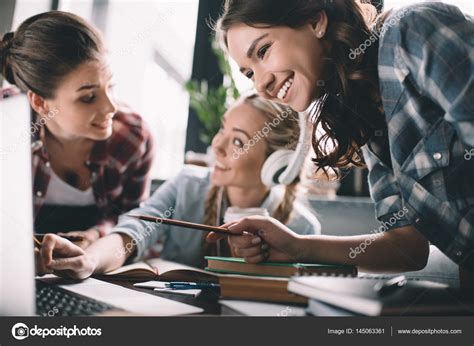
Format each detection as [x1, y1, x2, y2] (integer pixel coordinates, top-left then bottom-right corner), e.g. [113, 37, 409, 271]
[34, 233, 91, 278]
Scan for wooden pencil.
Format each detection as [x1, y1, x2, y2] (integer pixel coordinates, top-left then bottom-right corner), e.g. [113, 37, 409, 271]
[128, 214, 235, 235]
[33, 236, 42, 249]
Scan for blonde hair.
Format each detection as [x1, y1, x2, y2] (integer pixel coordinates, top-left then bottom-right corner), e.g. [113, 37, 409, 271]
[203, 94, 301, 227]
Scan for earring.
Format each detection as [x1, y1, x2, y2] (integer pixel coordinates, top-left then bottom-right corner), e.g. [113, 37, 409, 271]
[318, 31, 325, 38]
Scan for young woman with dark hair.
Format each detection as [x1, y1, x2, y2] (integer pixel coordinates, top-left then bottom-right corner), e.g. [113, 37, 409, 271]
[0, 11, 154, 249]
[207, 0, 474, 277]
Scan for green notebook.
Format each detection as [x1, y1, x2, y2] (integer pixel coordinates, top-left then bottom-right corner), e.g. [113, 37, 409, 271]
[205, 256, 357, 278]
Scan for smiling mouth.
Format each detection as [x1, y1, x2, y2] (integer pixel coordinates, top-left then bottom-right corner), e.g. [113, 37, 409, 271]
[215, 160, 231, 171]
[92, 119, 112, 129]
[277, 76, 294, 101]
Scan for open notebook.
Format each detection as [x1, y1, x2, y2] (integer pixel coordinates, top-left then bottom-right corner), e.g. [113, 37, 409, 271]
[98, 258, 220, 282]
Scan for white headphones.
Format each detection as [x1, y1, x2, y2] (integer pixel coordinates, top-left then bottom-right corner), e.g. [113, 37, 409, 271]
[260, 112, 310, 187]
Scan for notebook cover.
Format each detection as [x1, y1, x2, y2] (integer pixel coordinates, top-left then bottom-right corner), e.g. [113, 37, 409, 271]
[204, 256, 355, 271]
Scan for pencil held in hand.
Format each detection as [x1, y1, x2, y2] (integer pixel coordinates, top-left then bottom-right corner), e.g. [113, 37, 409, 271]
[128, 214, 236, 235]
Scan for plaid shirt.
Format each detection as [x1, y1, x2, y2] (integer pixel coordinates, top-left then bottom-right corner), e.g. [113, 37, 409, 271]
[363, 3, 474, 271]
[32, 109, 154, 235]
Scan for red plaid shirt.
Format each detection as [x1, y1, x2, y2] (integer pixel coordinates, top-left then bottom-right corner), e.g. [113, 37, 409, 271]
[32, 109, 154, 235]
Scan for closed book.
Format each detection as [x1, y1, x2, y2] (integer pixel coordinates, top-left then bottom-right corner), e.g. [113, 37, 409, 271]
[218, 275, 307, 304]
[288, 276, 474, 316]
[205, 256, 357, 277]
[306, 299, 356, 316]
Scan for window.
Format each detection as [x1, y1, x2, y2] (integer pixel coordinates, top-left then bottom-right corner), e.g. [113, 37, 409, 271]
[101, 0, 199, 180]
[11, 0, 50, 29]
[58, 0, 94, 22]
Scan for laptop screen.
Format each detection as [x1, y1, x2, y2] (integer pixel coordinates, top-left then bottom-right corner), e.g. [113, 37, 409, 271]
[0, 88, 36, 315]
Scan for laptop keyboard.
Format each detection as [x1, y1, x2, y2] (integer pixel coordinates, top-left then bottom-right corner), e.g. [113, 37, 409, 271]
[36, 281, 118, 316]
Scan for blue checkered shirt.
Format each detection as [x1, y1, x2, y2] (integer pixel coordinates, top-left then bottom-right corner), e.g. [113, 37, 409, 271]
[362, 3, 474, 271]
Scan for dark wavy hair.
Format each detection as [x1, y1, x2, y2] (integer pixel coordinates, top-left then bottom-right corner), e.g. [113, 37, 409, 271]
[215, 0, 387, 177]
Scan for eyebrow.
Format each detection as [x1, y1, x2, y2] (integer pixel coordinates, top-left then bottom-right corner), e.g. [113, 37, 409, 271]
[76, 84, 99, 92]
[76, 74, 114, 92]
[239, 33, 269, 74]
[232, 127, 251, 139]
[246, 33, 269, 59]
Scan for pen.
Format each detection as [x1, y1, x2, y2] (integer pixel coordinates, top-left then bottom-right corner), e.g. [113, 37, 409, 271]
[165, 282, 220, 290]
[33, 236, 62, 257]
[33, 236, 42, 250]
[34, 233, 84, 242]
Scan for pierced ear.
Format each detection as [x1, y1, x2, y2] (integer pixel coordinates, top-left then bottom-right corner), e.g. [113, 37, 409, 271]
[27, 91, 49, 116]
[311, 10, 329, 39]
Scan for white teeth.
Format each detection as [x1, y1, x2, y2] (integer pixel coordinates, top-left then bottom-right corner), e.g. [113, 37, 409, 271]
[277, 77, 294, 100]
[277, 89, 286, 100]
[215, 161, 229, 170]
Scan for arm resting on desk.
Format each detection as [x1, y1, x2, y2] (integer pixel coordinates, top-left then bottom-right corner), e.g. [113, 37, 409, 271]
[38, 233, 136, 280]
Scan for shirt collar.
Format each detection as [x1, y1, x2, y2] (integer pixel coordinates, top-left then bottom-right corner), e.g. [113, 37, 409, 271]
[219, 186, 280, 220]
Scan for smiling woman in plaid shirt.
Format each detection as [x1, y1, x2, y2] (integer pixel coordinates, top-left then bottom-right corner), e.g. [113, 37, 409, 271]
[0, 12, 154, 249]
[206, 0, 474, 280]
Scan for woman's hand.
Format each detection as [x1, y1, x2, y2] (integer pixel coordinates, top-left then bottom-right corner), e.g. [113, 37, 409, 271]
[36, 234, 97, 280]
[58, 228, 101, 249]
[206, 216, 303, 263]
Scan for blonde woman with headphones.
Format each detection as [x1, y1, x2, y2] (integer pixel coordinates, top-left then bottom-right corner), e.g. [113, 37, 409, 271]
[36, 94, 320, 278]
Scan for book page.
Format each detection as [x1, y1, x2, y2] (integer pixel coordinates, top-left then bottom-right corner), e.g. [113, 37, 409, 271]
[146, 258, 210, 276]
[104, 262, 155, 276]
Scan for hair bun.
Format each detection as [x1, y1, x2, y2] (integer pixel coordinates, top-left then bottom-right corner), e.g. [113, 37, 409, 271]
[1, 32, 14, 50]
[1, 32, 16, 84]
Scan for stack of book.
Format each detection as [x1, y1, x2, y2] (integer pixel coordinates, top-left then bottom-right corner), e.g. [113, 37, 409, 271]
[205, 256, 357, 304]
[102, 257, 357, 304]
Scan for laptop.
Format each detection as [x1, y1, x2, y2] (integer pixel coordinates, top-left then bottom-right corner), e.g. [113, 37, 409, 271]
[0, 89, 202, 316]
